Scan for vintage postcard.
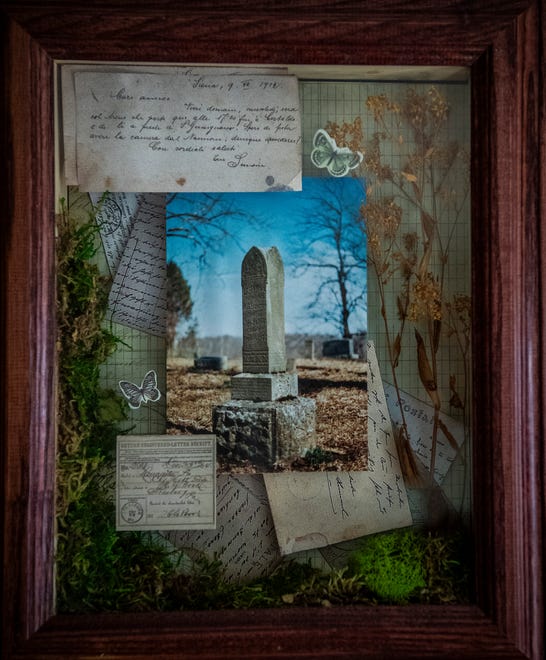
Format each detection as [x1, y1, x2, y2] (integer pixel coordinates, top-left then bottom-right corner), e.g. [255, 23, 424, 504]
[263, 341, 412, 554]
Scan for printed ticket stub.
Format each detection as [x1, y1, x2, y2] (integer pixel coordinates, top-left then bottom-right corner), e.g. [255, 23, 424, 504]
[116, 435, 216, 531]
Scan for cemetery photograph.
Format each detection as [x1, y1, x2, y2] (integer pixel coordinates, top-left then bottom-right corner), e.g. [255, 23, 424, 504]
[166, 177, 368, 472]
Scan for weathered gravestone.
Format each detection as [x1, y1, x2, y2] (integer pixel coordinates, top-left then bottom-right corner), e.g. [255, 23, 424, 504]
[194, 356, 228, 371]
[231, 247, 297, 401]
[322, 338, 358, 359]
[304, 338, 315, 360]
[213, 246, 316, 469]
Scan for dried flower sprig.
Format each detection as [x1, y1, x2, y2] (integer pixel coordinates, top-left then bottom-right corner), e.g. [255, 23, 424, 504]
[326, 87, 470, 496]
[325, 117, 364, 154]
[357, 87, 470, 492]
[408, 272, 443, 323]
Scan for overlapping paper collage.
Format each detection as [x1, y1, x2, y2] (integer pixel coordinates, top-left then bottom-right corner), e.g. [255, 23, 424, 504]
[63, 64, 470, 581]
[91, 181, 464, 571]
[79, 182, 426, 577]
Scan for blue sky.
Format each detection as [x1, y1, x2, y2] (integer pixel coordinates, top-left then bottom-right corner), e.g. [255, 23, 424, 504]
[167, 176, 367, 338]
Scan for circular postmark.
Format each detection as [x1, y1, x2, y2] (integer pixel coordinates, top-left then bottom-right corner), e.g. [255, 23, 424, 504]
[98, 197, 123, 235]
[120, 499, 144, 524]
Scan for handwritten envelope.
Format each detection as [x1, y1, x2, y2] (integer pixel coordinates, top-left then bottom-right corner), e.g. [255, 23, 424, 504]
[116, 435, 216, 531]
[264, 341, 413, 555]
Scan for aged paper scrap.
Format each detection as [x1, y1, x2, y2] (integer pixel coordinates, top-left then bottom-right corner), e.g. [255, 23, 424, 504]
[65, 189, 167, 435]
[116, 435, 216, 531]
[107, 193, 167, 336]
[264, 341, 412, 555]
[73, 69, 302, 192]
[89, 192, 141, 276]
[61, 64, 285, 186]
[163, 474, 281, 583]
[383, 382, 464, 485]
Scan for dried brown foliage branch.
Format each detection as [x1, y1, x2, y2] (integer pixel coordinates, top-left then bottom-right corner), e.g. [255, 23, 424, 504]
[327, 87, 471, 493]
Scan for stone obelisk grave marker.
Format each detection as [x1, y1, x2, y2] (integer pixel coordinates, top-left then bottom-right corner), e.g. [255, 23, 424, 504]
[232, 246, 297, 401]
[213, 247, 316, 469]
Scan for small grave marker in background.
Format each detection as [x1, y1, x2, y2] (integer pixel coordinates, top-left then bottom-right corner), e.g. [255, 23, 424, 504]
[322, 338, 358, 360]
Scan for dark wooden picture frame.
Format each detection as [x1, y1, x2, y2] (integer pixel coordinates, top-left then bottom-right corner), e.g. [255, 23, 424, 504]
[1, 2, 544, 657]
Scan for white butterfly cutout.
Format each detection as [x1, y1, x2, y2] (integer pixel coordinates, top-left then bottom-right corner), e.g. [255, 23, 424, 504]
[310, 129, 363, 177]
[119, 370, 161, 409]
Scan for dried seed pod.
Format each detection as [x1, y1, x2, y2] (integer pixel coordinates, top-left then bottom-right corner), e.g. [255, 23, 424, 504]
[415, 329, 441, 409]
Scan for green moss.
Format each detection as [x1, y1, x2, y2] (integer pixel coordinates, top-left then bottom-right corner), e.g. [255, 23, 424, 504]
[58, 496, 176, 612]
[56, 197, 176, 613]
[347, 528, 471, 604]
[303, 446, 336, 466]
[348, 529, 425, 603]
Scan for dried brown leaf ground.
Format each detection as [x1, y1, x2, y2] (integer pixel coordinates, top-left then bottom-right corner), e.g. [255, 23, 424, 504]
[167, 358, 367, 472]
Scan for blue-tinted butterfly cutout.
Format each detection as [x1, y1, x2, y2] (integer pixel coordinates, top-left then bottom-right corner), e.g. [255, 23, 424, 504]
[310, 129, 363, 177]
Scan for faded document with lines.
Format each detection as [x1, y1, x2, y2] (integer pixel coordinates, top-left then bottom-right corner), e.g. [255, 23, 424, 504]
[107, 193, 167, 337]
[89, 192, 141, 276]
[163, 474, 281, 583]
[383, 383, 464, 485]
[116, 435, 216, 531]
[73, 70, 302, 192]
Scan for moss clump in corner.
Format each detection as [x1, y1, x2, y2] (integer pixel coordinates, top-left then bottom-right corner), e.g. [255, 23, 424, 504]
[56, 198, 176, 612]
[348, 529, 426, 603]
[347, 528, 471, 604]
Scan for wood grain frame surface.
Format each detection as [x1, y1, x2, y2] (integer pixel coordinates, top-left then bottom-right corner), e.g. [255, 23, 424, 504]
[1, 1, 544, 658]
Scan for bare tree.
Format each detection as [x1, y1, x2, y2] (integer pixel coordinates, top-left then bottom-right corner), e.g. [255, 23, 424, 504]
[295, 179, 366, 337]
[166, 193, 252, 267]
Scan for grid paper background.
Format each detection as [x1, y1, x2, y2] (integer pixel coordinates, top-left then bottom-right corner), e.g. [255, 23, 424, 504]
[300, 79, 471, 518]
[67, 188, 167, 435]
[101, 323, 166, 435]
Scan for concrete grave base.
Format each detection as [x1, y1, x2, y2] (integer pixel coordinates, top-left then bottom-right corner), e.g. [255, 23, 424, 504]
[231, 371, 298, 401]
[213, 397, 316, 469]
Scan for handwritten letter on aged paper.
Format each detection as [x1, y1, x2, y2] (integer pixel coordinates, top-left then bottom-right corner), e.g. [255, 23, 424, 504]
[116, 435, 216, 531]
[62, 65, 283, 186]
[163, 475, 281, 583]
[73, 69, 302, 192]
[263, 341, 412, 555]
[107, 193, 167, 336]
[89, 192, 141, 276]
